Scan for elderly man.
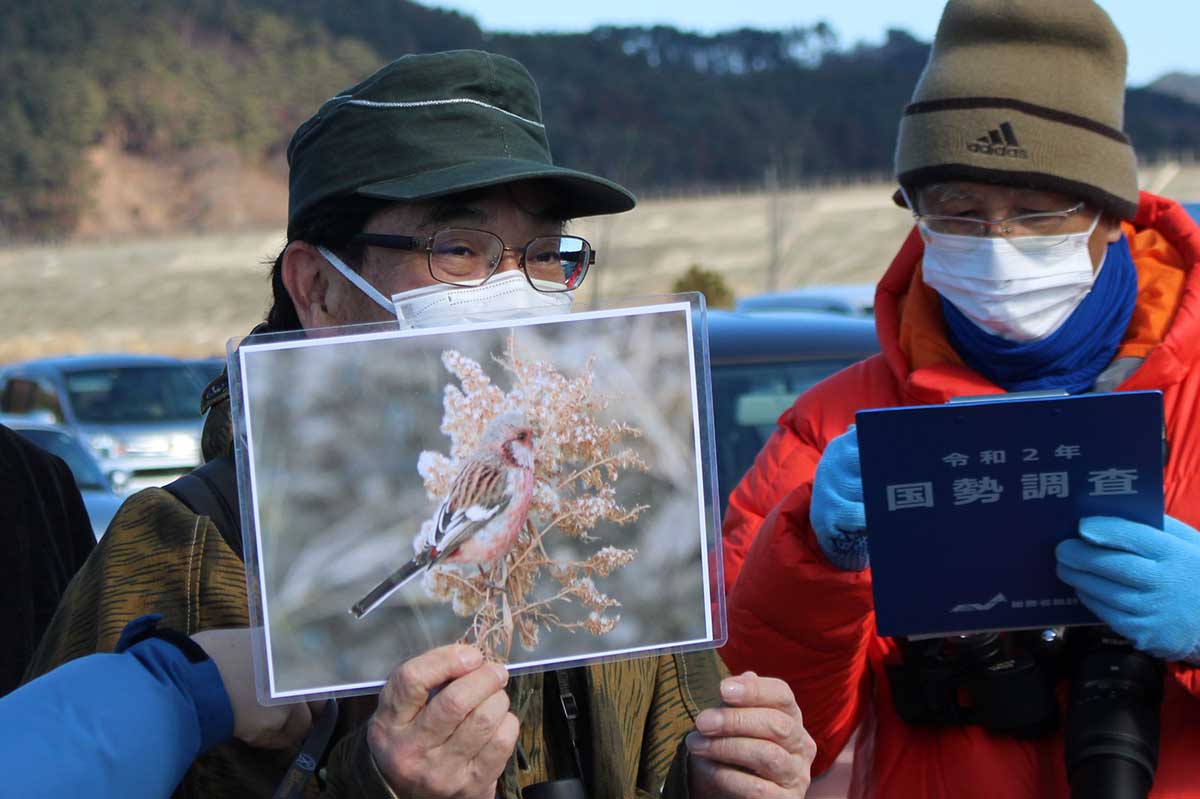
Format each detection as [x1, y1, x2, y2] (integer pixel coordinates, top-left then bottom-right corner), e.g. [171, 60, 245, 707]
[721, 1, 1200, 798]
[28, 51, 815, 798]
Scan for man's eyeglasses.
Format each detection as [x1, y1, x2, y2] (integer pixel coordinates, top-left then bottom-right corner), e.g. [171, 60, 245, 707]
[351, 229, 595, 292]
[912, 202, 1093, 252]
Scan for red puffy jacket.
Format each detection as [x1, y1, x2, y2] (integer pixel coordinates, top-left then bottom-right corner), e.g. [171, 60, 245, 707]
[721, 192, 1200, 798]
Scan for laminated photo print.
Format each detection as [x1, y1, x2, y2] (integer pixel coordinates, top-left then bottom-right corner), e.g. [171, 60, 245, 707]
[232, 301, 722, 702]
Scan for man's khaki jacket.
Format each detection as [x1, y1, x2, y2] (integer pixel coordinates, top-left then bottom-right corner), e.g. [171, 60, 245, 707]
[26, 405, 723, 797]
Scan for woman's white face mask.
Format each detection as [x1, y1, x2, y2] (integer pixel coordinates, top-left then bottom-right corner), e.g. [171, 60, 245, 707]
[317, 246, 573, 328]
[390, 271, 573, 328]
[920, 212, 1103, 342]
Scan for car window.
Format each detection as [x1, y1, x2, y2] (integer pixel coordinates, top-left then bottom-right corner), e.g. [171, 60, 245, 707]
[711, 359, 857, 519]
[1, 378, 37, 414]
[63, 366, 203, 423]
[31, 381, 64, 422]
[15, 428, 108, 490]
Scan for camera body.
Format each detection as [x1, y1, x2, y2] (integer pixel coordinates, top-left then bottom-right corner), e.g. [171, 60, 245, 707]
[887, 630, 1062, 738]
[887, 627, 1165, 799]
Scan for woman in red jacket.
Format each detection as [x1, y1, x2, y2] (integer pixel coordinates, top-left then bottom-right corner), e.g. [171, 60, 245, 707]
[721, 2, 1200, 797]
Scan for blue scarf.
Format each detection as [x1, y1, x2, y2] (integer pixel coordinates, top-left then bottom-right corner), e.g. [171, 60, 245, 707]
[939, 236, 1138, 394]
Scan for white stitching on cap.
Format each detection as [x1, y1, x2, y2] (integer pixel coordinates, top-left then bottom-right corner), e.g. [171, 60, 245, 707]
[333, 96, 546, 129]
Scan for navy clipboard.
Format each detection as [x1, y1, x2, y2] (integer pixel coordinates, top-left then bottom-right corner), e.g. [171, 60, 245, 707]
[855, 390, 1164, 638]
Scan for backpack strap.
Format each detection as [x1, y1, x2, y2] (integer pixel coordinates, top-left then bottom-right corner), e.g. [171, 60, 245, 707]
[165, 453, 338, 797]
[163, 454, 243, 561]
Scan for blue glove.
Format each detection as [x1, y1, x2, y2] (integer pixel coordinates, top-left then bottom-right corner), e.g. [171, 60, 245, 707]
[1056, 515, 1200, 663]
[810, 426, 869, 571]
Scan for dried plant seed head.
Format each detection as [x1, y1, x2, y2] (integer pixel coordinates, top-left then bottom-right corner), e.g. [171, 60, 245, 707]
[417, 335, 643, 661]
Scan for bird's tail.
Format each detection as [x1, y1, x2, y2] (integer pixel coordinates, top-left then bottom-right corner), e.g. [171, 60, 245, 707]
[349, 550, 433, 620]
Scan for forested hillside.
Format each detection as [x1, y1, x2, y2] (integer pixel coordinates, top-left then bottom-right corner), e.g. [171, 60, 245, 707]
[3, 0, 1198, 238]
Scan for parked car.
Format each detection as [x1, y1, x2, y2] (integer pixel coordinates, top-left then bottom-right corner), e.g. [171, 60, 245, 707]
[1, 415, 125, 539]
[736, 283, 876, 318]
[708, 309, 880, 518]
[0, 354, 207, 492]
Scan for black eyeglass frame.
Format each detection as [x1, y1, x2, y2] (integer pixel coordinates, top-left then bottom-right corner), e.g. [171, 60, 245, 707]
[350, 229, 597, 293]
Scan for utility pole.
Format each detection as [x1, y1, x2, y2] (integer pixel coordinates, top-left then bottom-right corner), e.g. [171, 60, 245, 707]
[765, 164, 781, 292]
[589, 212, 616, 310]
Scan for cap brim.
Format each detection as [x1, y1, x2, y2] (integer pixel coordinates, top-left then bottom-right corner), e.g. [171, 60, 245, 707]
[355, 159, 636, 219]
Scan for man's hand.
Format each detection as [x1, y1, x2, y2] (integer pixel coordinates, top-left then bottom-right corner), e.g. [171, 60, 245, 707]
[191, 627, 318, 749]
[810, 426, 869, 571]
[367, 644, 518, 799]
[1057, 514, 1200, 663]
[686, 671, 816, 798]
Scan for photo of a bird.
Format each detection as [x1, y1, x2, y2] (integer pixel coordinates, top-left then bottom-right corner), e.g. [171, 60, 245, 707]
[350, 411, 536, 619]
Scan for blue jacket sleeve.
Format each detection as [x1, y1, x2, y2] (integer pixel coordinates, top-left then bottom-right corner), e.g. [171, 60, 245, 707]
[0, 616, 234, 798]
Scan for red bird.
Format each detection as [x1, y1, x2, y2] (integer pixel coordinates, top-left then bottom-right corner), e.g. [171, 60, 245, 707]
[350, 411, 536, 619]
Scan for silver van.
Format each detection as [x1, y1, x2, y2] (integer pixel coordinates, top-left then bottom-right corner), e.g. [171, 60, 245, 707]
[0, 354, 206, 492]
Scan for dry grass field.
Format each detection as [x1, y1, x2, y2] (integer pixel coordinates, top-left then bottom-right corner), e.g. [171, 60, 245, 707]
[2, 162, 1197, 365]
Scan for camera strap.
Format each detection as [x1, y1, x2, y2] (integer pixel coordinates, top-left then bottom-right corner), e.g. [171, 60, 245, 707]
[272, 699, 340, 799]
[548, 669, 589, 787]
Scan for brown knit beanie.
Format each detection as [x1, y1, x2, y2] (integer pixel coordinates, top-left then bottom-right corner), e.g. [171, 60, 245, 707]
[895, 0, 1139, 220]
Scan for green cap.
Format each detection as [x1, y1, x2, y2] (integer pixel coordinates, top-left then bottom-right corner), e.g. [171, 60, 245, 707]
[286, 50, 636, 225]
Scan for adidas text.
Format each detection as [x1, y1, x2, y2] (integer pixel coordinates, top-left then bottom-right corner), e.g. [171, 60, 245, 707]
[967, 142, 1029, 159]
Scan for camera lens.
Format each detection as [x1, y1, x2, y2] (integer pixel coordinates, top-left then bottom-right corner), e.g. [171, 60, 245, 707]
[1065, 635, 1164, 799]
[954, 633, 1060, 738]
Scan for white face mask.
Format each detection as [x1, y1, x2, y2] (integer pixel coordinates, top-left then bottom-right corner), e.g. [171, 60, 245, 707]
[318, 245, 396, 315]
[316, 246, 573, 328]
[920, 213, 1102, 342]
[391, 271, 573, 328]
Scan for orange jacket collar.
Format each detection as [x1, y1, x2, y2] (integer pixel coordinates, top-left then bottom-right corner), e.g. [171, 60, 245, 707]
[874, 191, 1200, 405]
